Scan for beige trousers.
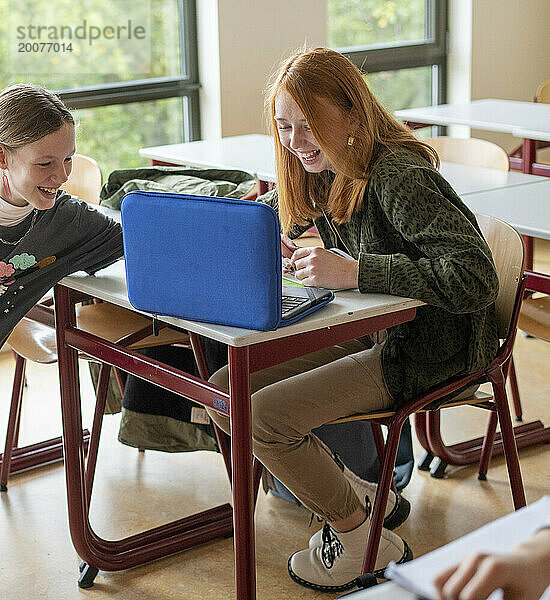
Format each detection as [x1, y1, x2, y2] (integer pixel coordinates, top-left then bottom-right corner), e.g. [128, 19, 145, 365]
[206, 337, 394, 522]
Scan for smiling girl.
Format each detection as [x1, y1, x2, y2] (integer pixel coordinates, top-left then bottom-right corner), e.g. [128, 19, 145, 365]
[206, 47, 500, 592]
[0, 84, 122, 347]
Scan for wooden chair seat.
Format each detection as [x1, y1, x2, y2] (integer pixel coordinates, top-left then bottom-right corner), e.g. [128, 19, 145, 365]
[7, 303, 190, 364]
[7, 318, 58, 363]
[536, 79, 550, 103]
[64, 154, 102, 204]
[518, 294, 550, 342]
[328, 389, 493, 424]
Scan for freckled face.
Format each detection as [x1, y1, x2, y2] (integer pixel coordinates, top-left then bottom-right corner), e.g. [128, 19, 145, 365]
[0, 122, 76, 210]
[274, 91, 333, 173]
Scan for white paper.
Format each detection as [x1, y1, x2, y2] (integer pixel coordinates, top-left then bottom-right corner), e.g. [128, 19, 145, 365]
[385, 496, 550, 600]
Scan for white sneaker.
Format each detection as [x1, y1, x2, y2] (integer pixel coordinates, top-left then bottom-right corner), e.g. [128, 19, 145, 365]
[289, 518, 412, 592]
[308, 463, 410, 550]
[338, 461, 410, 530]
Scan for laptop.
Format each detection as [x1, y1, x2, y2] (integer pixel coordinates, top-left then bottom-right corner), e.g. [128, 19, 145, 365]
[121, 191, 334, 331]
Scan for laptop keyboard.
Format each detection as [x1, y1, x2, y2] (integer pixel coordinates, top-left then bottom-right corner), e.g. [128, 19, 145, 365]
[281, 294, 310, 318]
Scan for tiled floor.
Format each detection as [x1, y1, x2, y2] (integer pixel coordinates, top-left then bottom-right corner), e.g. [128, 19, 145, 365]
[1, 239, 550, 599]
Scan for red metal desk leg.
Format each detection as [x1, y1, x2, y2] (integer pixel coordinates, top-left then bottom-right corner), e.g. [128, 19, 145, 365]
[229, 346, 256, 600]
[523, 236, 534, 271]
[522, 138, 539, 270]
[54, 285, 91, 548]
[54, 284, 234, 587]
[522, 138, 536, 174]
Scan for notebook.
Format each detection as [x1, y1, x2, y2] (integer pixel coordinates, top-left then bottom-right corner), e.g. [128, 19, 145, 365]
[381, 496, 550, 600]
[121, 191, 334, 331]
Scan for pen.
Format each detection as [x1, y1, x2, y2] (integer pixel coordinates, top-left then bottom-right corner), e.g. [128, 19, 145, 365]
[282, 257, 296, 273]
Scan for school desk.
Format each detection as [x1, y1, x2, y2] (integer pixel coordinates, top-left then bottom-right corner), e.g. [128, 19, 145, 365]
[139, 133, 546, 196]
[53, 208, 421, 598]
[395, 99, 550, 176]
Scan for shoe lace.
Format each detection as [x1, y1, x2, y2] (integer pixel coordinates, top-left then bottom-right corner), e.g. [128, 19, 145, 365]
[308, 512, 323, 527]
[321, 523, 343, 569]
[319, 496, 372, 570]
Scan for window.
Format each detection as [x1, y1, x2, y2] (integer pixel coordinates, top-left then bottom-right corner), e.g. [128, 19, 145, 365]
[1, 0, 199, 176]
[328, 0, 447, 112]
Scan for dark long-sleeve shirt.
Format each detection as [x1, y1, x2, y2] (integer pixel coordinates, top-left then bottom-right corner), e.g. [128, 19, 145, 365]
[261, 147, 499, 406]
[0, 191, 123, 347]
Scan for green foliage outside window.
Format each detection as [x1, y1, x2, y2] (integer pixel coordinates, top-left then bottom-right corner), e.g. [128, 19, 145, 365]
[0, 0, 436, 181]
[328, 0, 435, 112]
[328, 0, 427, 48]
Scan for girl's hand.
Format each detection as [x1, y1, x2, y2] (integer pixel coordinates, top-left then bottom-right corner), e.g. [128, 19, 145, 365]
[289, 247, 358, 289]
[433, 529, 550, 600]
[281, 235, 298, 259]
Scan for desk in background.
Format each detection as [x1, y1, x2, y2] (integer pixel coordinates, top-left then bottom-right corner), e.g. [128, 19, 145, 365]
[395, 99, 550, 176]
[140, 134, 276, 195]
[464, 179, 550, 242]
[139, 133, 546, 197]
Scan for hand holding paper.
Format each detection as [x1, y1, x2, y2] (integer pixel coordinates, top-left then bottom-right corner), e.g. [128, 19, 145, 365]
[433, 527, 550, 600]
[384, 497, 550, 600]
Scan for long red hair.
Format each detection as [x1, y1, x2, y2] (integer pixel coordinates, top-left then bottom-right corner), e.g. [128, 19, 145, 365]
[266, 47, 438, 232]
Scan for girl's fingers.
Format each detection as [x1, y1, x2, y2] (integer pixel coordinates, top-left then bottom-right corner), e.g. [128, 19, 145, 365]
[439, 554, 490, 600]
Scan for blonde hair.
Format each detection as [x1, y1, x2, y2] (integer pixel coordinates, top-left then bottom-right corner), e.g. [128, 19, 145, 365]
[266, 47, 438, 232]
[0, 84, 74, 152]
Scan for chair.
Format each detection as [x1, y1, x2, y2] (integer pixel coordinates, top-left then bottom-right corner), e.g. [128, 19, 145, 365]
[64, 154, 103, 204]
[0, 299, 205, 493]
[329, 214, 527, 584]
[425, 136, 510, 171]
[0, 153, 203, 492]
[535, 79, 550, 104]
[425, 136, 525, 429]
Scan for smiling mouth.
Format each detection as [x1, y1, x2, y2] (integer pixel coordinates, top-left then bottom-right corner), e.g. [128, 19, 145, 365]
[299, 149, 321, 161]
[37, 186, 58, 197]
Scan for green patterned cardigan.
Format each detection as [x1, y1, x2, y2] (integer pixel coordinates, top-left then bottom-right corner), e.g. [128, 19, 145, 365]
[261, 147, 500, 407]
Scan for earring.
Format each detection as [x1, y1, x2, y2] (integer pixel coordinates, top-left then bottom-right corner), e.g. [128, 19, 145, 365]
[1, 171, 12, 202]
[347, 135, 355, 146]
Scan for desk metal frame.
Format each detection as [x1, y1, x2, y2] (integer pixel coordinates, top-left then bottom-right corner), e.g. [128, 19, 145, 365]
[54, 283, 417, 599]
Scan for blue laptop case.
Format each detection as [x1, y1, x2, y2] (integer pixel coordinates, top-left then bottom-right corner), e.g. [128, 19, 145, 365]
[121, 191, 334, 331]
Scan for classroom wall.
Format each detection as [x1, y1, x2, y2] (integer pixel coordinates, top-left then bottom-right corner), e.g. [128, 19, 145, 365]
[199, 1, 550, 152]
[196, 0, 327, 139]
[449, 0, 550, 151]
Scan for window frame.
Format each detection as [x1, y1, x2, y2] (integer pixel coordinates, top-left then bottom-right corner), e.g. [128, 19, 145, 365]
[55, 0, 200, 141]
[335, 0, 448, 106]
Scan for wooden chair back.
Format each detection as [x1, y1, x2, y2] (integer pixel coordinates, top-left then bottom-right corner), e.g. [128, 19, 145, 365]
[535, 79, 550, 103]
[425, 136, 510, 171]
[64, 154, 102, 205]
[476, 214, 525, 339]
